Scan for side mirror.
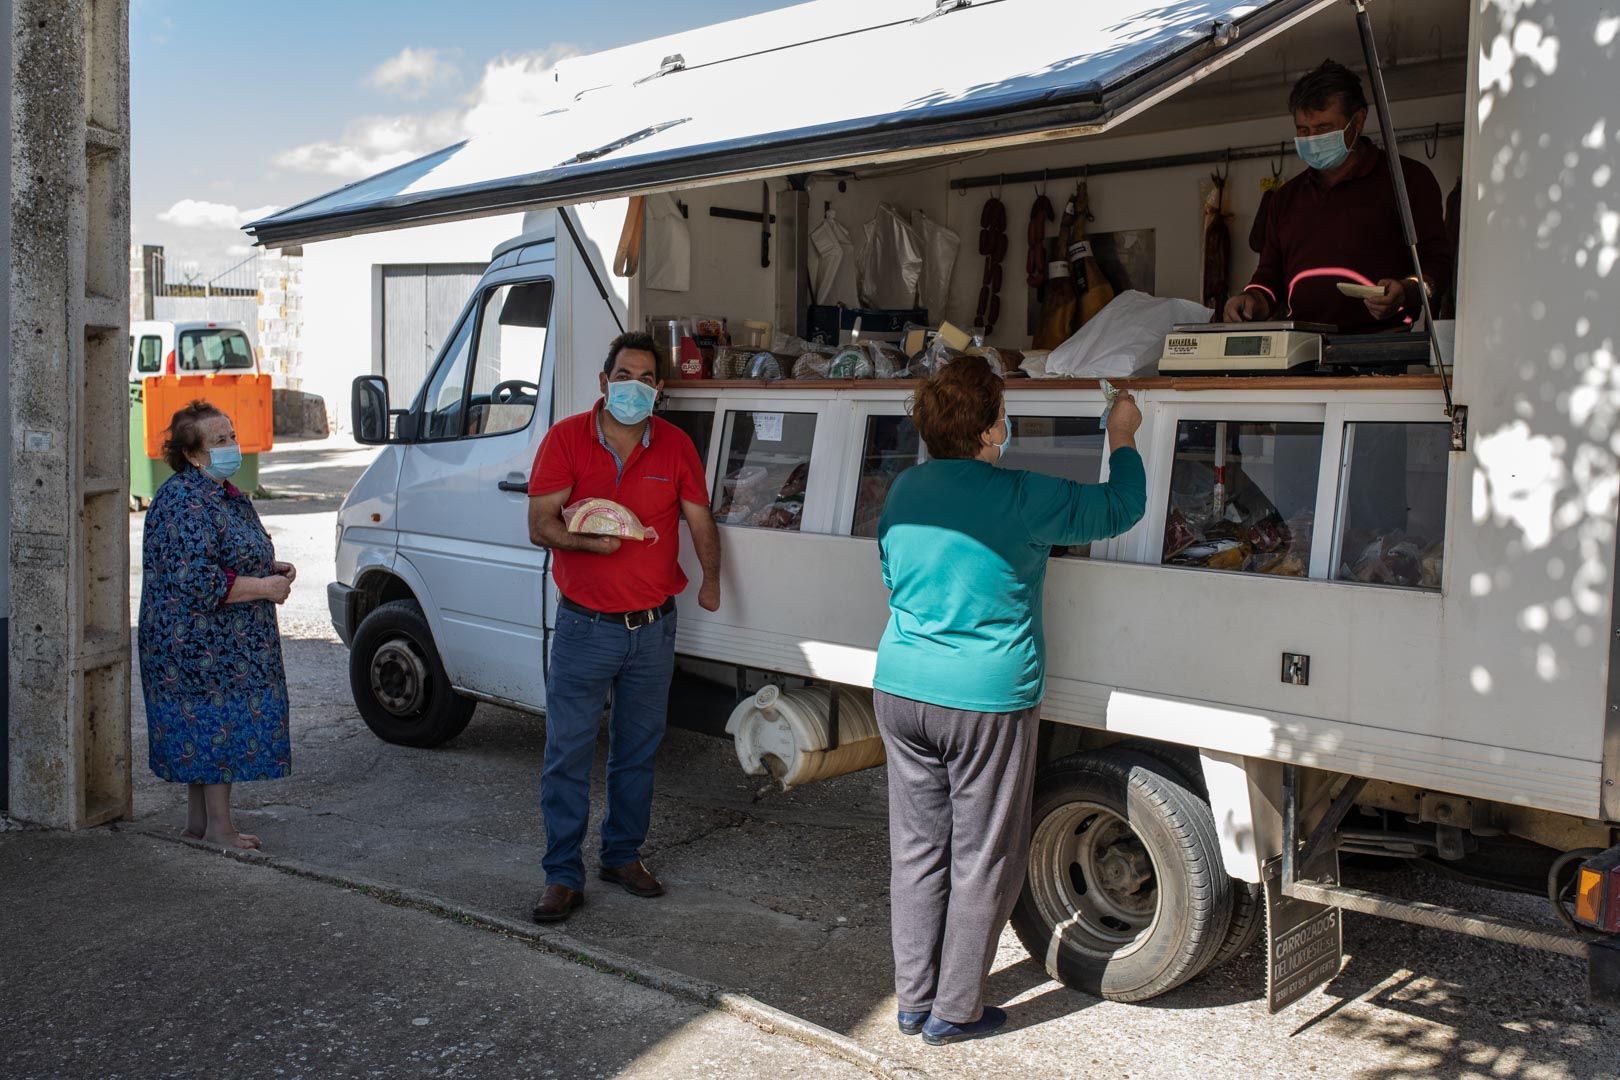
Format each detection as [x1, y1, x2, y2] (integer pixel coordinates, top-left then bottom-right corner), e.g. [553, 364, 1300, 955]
[352, 375, 393, 445]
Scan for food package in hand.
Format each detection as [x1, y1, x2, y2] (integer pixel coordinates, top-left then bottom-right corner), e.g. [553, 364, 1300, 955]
[564, 498, 658, 542]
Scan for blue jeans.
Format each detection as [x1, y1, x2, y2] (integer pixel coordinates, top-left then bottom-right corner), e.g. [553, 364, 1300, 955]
[541, 606, 677, 890]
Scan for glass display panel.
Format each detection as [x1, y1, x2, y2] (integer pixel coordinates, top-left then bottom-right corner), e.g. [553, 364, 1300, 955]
[1161, 420, 1323, 576]
[712, 410, 818, 531]
[851, 414, 922, 538]
[1334, 422, 1449, 589]
[661, 407, 715, 468]
[1003, 415, 1105, 558]
[466, 281, 551, 437]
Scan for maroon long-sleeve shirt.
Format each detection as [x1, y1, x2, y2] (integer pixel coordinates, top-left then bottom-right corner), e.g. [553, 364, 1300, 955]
[1245, 139, 1451, 333]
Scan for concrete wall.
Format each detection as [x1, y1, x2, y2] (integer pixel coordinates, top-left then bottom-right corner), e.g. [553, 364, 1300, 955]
[6, 0, 132, 827]
[296, 215, 521, 428]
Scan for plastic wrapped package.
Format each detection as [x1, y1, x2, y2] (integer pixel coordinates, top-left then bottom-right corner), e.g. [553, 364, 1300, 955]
[1019, 350, 1053, 378]
[564, 498, 658, 542]
[792, 349, 839, 380]
[809, 211, 859, 307]
[1043, 290, 1213, 379]
[828, 347, 873, 380]
[857, 203, 924, 310]
[714, 347, 788, 380]
[912, 209, 961, 320]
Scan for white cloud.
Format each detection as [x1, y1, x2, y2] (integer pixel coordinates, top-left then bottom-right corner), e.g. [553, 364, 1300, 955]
[274, 45, 580, 181]
[368, 47, 458, 99]
[158, 198, 279, 229]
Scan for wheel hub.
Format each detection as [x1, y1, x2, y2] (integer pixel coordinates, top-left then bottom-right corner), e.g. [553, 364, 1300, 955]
[370, 638, 428, 716]
[1030, 800, 1160, 951]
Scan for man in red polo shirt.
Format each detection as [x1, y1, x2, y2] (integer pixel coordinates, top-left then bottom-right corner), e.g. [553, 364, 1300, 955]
[1226, 60, 1450, 333]
[525, 331, 721, 923]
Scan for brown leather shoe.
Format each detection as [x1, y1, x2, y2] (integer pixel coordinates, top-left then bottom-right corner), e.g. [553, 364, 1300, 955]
[599, 859, 664, 898]
[531, 884, 584, 923]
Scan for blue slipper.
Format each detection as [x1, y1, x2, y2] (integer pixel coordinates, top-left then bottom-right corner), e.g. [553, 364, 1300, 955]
[898, 1009, 930, 1036]
[922, 1005, 1007, 1045]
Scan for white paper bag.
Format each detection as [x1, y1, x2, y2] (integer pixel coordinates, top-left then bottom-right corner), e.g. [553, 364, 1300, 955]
[1044, 290, 1213, 378]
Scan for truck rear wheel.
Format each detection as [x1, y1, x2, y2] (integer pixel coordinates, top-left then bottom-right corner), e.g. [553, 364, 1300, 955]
[1012, 749, 1233, 1002]
[349, 599, 476, 748]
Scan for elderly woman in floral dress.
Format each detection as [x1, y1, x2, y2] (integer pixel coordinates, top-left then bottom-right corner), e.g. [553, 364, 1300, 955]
[139, 401, 294, 849]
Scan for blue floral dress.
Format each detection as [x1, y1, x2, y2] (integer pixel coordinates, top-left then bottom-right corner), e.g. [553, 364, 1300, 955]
[139, 466, 290, 783]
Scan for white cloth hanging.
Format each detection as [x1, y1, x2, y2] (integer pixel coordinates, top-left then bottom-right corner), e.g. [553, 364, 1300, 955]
[642, 193, 691, 292]
[808, 210, 858, 306]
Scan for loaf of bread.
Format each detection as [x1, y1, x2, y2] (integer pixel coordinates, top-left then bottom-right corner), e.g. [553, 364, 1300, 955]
[565, 498, 654, 541]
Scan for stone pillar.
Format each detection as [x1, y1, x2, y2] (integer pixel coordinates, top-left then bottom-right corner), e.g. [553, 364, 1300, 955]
[5, 0, 133, 827]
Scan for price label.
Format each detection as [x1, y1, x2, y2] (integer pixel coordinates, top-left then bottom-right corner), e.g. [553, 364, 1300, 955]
[752, 412, 784, 442]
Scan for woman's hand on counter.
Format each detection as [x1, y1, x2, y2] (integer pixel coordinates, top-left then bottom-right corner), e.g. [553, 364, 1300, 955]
[1107, 392, 1142, 449]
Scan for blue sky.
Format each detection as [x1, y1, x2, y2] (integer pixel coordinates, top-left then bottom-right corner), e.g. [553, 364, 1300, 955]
[131, 0, 788, 272]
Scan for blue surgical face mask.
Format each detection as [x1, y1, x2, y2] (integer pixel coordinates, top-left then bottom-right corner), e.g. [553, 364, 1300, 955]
[605, 379, 657, 425]
[203, 443, 242, 481]
[995, 418, 1012, 463]
[1295, 124, 1354, 171]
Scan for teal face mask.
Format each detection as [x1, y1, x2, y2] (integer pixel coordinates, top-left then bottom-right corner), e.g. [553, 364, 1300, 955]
[605, 379, 657, 425]
[203, 443, 242, 481]
[1295, 125, 1353, 171]
[995, 418, 1012, 463]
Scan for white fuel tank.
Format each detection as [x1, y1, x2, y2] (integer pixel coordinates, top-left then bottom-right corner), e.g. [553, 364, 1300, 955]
[725, 685, 884, 790]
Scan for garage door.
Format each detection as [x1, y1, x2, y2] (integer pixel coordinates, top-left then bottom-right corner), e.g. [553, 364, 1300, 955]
[379, 263, 485, 398]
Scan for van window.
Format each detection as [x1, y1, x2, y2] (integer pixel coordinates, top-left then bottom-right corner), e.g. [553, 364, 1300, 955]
[418, 279, 553, 440]
[1162, 420, 1323, 577]
[1002, 415, 1105, 557]
[712, 410, 817, 531]
[177, 328, 254, 372]
[1333, 423, 1449, 590]
[466, 281, 552, 437]
[851, 415, 922, 538]
[136, 335, 162, 374]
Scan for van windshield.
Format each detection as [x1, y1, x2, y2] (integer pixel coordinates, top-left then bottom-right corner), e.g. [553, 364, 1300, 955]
[177, 328, 255, 372]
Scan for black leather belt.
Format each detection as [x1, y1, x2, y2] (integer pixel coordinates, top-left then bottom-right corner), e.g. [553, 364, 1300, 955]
[558, 594, 675, 630]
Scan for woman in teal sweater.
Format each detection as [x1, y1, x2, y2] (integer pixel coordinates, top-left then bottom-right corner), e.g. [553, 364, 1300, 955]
[875, 356, 1145, 1045]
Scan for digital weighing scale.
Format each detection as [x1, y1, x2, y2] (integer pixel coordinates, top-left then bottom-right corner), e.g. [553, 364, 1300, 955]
[1158, 322, 1333, 375]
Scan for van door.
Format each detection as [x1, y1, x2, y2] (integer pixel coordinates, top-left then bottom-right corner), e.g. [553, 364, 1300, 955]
[394, 270, 557, 709]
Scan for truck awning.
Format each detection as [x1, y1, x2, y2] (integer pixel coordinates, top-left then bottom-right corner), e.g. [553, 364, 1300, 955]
[247, 0, 1330, 247]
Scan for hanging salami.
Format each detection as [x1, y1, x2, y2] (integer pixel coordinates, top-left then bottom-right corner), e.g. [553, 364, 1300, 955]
[974, 196, 1007, 336]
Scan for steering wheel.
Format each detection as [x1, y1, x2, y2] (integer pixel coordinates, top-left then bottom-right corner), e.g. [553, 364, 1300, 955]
[490, 380, 537, 404]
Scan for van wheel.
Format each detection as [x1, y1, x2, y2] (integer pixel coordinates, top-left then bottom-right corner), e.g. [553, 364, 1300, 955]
[1114, 740, 1262, 968]
[1012, 750, 1233, 1002]
[349, 599, 475, 748]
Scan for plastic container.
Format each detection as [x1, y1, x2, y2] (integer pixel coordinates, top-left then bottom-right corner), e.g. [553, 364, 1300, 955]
[726, 685, 884, 790]
[737, 320, 772, 350]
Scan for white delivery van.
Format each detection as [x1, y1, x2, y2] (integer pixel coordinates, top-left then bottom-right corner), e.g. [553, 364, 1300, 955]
[250, 0, 1620, 1009]
[128, 320, 259, 379]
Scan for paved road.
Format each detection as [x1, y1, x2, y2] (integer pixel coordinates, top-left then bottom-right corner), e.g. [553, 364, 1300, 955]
[116, 436, 1617, 1080]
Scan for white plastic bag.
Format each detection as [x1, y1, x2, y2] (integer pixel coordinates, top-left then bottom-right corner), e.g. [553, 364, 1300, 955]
[1043, 290, 1213, 379]
[911, 209, 961, 320]
[642, 193, 690, 292]
[857, 203, 923, 310]
[808, 210, 859, 306]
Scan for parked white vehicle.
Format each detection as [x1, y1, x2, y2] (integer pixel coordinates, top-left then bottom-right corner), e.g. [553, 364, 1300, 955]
[128, 320, 259, 381]
[252, 0, 1620, 1008]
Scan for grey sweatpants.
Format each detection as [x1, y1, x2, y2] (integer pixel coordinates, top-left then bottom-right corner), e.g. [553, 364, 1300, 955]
[874, 690, 1040, 1025]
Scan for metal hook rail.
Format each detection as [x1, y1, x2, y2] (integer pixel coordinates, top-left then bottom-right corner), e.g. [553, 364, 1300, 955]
[948, 122, 1463, 193]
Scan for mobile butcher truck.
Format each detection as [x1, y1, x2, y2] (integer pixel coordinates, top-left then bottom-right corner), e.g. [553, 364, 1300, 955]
[249, 0, 1620, 1008]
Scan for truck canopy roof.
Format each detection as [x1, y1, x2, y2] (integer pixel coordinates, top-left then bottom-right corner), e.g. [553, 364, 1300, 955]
[246, 0, 1328, 247]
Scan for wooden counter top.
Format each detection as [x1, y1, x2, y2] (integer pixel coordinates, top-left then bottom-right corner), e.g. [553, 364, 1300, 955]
[665, 375, 1445, 393]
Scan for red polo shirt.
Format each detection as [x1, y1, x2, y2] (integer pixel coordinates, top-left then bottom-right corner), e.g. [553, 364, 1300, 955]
[1246, 140, 1450, 334]
[529, 400, 707, 612]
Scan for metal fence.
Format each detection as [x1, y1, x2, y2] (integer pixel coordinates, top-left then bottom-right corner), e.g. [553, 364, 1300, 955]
[149, 249, 262, 340]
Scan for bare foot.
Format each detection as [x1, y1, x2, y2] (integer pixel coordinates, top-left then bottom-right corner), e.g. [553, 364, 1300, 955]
[181, 828, 204, 840]
[237, 832, 263, 849]
[203, 830, 261, 850]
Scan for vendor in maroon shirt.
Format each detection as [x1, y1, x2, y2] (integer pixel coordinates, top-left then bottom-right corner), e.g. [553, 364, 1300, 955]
[1225, 60, 1450, 333]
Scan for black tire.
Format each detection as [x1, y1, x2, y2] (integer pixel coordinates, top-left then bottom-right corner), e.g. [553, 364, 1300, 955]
[1012, 749, 1234, 1002]
[349, 599, 475, 748]
[1115, 740, 1261, 968]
